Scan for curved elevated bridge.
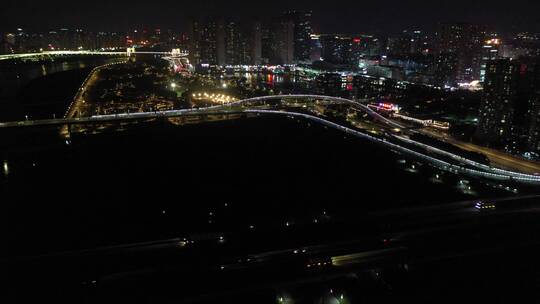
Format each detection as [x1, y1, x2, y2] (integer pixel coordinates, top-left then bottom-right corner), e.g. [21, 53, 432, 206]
[2, 94, 540, 184]
[0, 49, 188, 61]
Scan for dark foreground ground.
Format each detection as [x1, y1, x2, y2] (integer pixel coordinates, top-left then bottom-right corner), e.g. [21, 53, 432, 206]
[3, 116, 540, 302]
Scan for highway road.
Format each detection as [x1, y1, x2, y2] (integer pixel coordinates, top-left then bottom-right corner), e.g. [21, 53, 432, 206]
[420, 128, 540, 175]
[245, 108, 540, 183]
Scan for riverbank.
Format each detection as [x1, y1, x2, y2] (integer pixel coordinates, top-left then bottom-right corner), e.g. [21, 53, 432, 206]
[0, 57, 125, 122]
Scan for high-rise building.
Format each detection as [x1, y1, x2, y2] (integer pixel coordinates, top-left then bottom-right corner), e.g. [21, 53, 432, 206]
[59, 28, 74, 49]
[276, 20, 295, 64]
[309, 34, 322, 62]
[386, 29, 432, 57]
[190, 17, 225, 65]
[476, 59, 520, 145]
[480, 38, 501, 82]
[224, 21, 243, 65]
[319, 34, 382, 67]
[435, 23, 486, 85]
[3, 33, 16, 54]
[95, 32, 125, 50]
[259, 19, 294, 65]
[355, 35, 383, 57]
[191, 18, 264, 66]
[349, 37, 364, 67]
[476, 59, 540, 153]
[525, 64, 540, 152]
[283, 10, 313, 63]
[5, 33, 16, 47]
[260, 22, 277, 65]
[1, 34, 9, 54]
[386, 35, 411, 57]
[319, 34, 353, 65]
[513, 32, 540, 58]
[252, 22, 262, 65]
[13, 28, 29, 52]
[410, 30, 432, 55]
[226, 21, 254, 65]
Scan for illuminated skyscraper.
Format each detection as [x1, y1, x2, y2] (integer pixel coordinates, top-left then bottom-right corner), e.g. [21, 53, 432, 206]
[476, 59, 540, 153]
[476, 59, 521, 145]
[435, 23, 486, 85]
[224, 21, 243, 65]
[283, 10, 313, 63]
[319, 34, 353, 65]
[252, 22, 262, 65]
[190, 17, 225, 65]
[480, 38, 501, 82]
[386, 29, 431, 57]
[277, 20, 295, 64]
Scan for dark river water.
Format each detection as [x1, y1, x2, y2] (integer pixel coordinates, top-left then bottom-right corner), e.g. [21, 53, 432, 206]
[0, 57, 121, 122]
[1, 115, 515, 258]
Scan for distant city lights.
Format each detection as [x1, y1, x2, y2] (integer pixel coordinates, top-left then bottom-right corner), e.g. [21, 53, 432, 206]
[191, 92, 237, 104]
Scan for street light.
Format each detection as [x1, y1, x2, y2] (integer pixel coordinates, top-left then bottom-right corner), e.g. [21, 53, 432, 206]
[3, 160, 8, 176]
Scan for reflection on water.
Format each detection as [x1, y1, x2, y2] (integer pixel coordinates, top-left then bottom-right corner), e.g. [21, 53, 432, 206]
[0, 58, 114, 93]
[231, 71, 310, 95]
[241, 72, 296, 87]
[0, 57, 120, 121]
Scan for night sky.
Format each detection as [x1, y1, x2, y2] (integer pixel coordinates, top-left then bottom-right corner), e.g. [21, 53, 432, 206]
[2, 0, 540, 34]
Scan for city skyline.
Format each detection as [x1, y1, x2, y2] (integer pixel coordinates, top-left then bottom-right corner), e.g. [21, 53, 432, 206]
[5, 1, 540, 301]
